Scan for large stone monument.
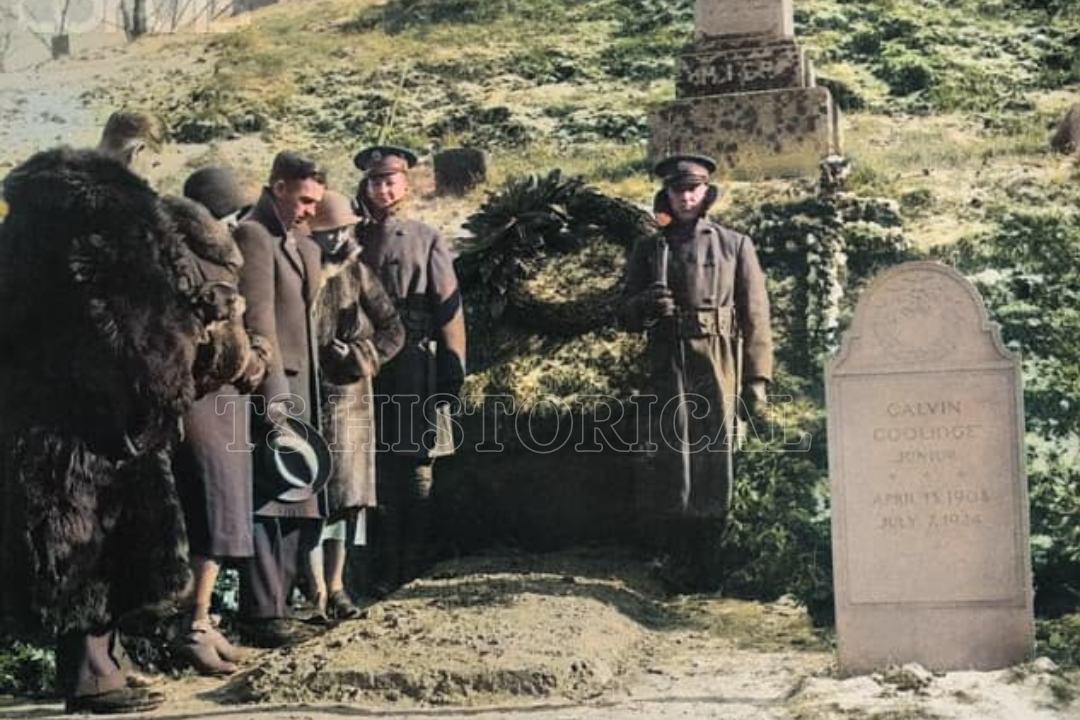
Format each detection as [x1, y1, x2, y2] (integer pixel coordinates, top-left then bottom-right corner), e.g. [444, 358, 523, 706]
[649, 0, 841, 177]
[827, 261, 1034, 674]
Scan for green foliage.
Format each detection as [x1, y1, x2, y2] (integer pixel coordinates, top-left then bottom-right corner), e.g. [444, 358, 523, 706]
[938, 192, 1080, 613]
[798, 0, 1080, 115]
[588, 0, 693, 36]
[362, 0, 575, 33]
[598, 40, 677, 82]
[0, 640, 55, 697]
[725, 193, 914, 377]
[1038, 613, 1080, 669]
[721, 418, 834, 624]
[878, 43, 933, 96]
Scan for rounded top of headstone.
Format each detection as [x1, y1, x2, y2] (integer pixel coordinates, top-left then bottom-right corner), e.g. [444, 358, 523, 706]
[828, 261, 1014, 374]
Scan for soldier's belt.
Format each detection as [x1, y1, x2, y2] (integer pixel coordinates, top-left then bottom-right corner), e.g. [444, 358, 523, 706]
[672, 306, 736, 338]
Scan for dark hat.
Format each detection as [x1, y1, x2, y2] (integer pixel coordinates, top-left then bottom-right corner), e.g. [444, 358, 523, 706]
[653, 154, 718, 188]
[255, 417, 333, 503]
[183, 166, 253, 220]
[353, 145, 418, 177]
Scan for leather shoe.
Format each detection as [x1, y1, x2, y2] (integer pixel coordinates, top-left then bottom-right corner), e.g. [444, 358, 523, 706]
[326, 590, 362, 620]
[189, 619, 247, 664]
[65, 687, 164, 714]
[238, 618, 320, 649]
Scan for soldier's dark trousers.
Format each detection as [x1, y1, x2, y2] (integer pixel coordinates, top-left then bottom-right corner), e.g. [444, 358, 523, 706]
[240, 517, 322, 619]
[56, 627, 127, 701]
[376, 454, 434, 587]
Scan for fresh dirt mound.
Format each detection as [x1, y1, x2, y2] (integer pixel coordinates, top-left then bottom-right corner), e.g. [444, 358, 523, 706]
[223, 551, 657, 706]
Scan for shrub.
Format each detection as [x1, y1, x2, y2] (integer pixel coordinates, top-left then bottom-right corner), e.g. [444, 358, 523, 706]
[0, 640, 55, 698]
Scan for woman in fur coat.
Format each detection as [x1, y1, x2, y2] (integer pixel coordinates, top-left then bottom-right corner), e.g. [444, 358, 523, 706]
[306, 190, 404, 619]
[0, 147, 265, 714]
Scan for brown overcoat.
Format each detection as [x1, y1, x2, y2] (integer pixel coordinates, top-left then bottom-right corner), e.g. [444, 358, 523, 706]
[314, 249, 405, 520]
[623, 206, 773, 519]
[234, 189, 323, 518]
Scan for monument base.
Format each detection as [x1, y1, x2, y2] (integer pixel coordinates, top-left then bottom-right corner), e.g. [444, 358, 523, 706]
[837, 604, 1034, 675]
[649, 86, 841, 178]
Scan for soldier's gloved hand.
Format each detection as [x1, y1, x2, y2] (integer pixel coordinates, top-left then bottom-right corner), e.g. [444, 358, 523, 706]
[742, 379, 768, 416]
[437, 351, 466, 401]
[641, 285, 676, 321]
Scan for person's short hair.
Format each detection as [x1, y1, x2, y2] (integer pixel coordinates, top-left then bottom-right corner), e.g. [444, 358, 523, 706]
[99, 110, 165, 152]
[269, 152, 327, 186]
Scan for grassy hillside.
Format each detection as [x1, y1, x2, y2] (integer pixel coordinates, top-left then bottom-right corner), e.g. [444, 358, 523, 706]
[91, 0, 1080, 246]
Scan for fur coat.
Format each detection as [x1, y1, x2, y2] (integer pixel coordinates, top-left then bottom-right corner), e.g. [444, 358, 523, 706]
[314, 244, 404, 521]
[0, 148, 259, 634]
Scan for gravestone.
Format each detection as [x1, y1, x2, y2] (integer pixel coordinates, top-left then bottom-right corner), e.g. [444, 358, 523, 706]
[1050, 103, 1080, 154]
[650, 0, 841, 177]
[434, 148, 487, 196]
[827, 261, 1034, 674]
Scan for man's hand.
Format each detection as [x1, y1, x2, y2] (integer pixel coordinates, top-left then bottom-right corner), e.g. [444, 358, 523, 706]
[265, 400, 290, 426]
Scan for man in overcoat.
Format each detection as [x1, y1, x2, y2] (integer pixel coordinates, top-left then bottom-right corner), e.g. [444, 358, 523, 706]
[233, 152, 327, 647]
[353, 145, 466, 591]
[622, 153, 773, 590]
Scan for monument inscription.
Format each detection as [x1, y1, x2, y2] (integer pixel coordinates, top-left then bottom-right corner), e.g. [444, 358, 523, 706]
[827, 262, 1034, 674]
[651, 0, 841, 176]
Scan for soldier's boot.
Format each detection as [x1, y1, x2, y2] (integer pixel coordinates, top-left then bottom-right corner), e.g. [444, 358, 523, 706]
[401, 462, 434, 583]
[374, 503, 403, 596]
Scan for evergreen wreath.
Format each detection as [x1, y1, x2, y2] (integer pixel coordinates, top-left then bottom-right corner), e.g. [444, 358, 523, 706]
[456, 169, 660, 335]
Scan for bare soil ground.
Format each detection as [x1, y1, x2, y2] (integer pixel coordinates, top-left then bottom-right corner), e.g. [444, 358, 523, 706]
[0, 549, 1076, 720]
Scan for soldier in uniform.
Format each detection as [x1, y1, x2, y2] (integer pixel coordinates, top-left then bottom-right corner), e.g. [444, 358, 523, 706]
[622, 154, 773, 591]
[353, 145, 466, 592]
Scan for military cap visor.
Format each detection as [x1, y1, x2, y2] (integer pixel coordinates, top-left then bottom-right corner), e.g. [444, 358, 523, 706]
[654, 154, 718, 187]
[353, 145, 419, 176]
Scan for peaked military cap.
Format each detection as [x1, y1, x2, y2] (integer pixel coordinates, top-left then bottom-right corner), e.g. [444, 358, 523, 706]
[653, 153, 718, 188]
[353, 145, 419, 176]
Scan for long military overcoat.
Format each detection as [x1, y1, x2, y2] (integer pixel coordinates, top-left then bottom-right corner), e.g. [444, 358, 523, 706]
[623, 203, 773, 519]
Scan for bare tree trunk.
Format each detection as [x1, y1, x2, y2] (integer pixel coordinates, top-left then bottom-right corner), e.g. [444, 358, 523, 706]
[122, 0, 149, 38]
[133, 0, 148, 36]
